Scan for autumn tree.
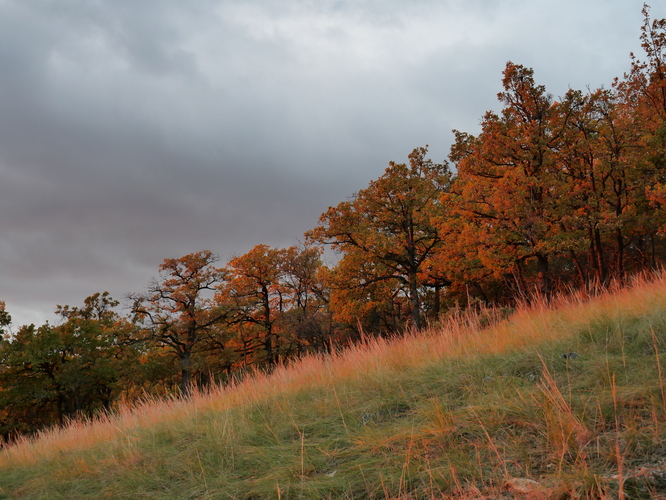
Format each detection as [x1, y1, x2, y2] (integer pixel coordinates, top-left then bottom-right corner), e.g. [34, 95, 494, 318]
[217, 244, 334, 366]
[130, 250, 229, 395]
[307, 147, 451, 330]
[445, 46, 666, 299]
[219, 245, 288, 366]
[545, 87, 654, 285]
[619, 5, 666, 252]
[278, 245, 334, 353]
[322, 249, 408, 335]
[618, 4, 666, 124]
[426, 211, 499, 306]
[445, 63, 571, 297]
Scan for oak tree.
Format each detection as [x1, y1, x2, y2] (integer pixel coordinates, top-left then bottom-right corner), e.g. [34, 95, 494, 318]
[130, 250, 228, 395]
[447, 63, 564, 297]
[218, 245, 287, 366]
[307, 147, 450, 330]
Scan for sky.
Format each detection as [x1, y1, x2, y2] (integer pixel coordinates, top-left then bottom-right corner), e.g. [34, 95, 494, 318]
[0, 0, 654, 327]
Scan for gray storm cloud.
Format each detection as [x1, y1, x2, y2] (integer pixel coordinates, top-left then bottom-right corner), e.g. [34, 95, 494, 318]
[0, 0, 648, 326]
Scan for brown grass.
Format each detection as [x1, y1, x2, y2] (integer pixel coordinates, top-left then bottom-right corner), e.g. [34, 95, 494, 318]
[3, 270, 666, 479]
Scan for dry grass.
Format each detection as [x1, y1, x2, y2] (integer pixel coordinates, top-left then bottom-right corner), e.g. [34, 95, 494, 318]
[2, 272, 666, 498]
[4, 275, 662, 456]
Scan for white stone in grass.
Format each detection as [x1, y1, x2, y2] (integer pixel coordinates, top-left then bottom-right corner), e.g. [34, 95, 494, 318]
[504, 477, 542, 495]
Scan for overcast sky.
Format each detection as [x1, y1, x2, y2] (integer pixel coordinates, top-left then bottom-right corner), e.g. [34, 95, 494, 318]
[0, 0, 654, 327]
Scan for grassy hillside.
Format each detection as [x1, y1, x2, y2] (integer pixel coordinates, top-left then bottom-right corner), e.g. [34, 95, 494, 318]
[3, 275, 666, 499]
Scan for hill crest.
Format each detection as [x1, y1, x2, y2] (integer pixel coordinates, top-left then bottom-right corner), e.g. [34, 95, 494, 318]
[2, 274, 666, 499]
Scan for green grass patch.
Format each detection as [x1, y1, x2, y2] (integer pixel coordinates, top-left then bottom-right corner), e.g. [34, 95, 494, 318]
[4, 280, 666, 498]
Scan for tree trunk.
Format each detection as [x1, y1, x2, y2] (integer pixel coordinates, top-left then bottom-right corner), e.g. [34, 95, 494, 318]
[408, 268, 421, 330]
[180, 351, 191, 396]
[588, 225, 599, 286]
[57, 392, 64, 426]
[406, 217, 421, 331]
[262, 285, 275, 364]
[595, 227, 607, 286]
[570, 249, 586, 288]
[472, 282, 489, 304]
[536, 253, 550, 297]
[514, 261, 528, 299]
[616, 228, 625, 281]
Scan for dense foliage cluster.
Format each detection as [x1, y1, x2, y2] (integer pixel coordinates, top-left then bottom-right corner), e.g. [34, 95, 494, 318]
[3, 6, 666, 439]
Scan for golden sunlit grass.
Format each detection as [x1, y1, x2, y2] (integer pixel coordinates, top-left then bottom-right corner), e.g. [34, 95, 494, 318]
[3, 272, 666, 498]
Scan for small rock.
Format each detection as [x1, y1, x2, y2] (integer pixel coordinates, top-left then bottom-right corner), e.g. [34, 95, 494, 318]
[562, 352, 579, 360]
[504, 477, 542, 495]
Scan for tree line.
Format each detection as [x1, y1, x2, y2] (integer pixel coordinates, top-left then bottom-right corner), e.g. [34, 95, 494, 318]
[2, 5, 666, 440]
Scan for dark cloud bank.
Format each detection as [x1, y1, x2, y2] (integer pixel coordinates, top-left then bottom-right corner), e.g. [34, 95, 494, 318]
[0, 0, 650, 325]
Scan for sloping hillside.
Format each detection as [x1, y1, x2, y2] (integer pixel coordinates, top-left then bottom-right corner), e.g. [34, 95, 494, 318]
[2, 275, 666, 499]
